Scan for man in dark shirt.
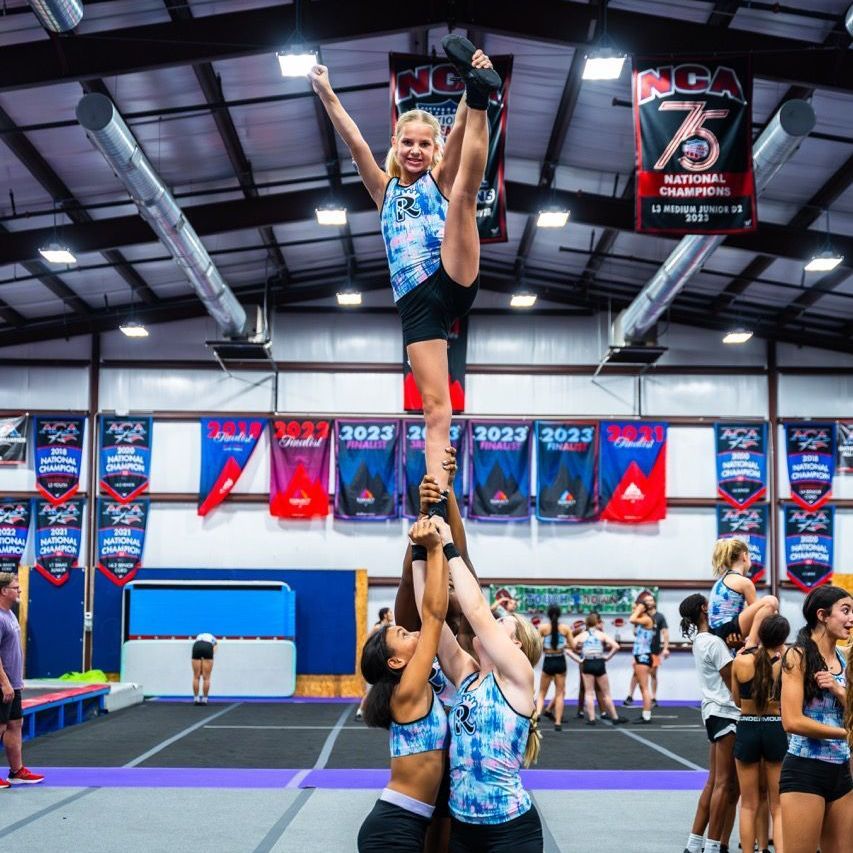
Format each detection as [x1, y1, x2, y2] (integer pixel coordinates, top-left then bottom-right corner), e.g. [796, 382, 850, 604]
[623, 591, 669, 707]
[0, 573, 44, 787]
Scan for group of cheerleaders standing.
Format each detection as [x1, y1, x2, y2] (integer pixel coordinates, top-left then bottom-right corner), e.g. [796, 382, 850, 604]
[681, 538, 853, 853]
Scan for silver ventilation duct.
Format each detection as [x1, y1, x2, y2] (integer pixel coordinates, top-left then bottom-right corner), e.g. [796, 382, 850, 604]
[617, 99, 815, 343]
[27, 0, 82, 32]
[847, 3, 853, 37]
[76, 93, 247, 337]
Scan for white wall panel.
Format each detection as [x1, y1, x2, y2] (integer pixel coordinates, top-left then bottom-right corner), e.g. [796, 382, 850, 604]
[466, 374, 637, 416]
[778, 375, 853, 418]
[777, 344, 853, 368]
[99, 368, 275, 412]
[278, 372, 401, 414]
[0, 366, 88, 410]
[657, 324, 767, 367]
[272, 314, 402, 363]
[100, 316, 220, 360]
[642, 374, 767, 417]
[0, 336, 92, 359]
[667, 426, 716, 497]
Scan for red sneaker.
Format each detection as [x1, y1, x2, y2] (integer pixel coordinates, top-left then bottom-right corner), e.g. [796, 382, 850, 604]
[0, 778, 10, 789]
[8, 766, 45, 785]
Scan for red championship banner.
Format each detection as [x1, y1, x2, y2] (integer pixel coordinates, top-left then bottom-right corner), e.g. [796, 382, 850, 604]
[404, 316, 468, 413]
[633, 56, 755, 234]
[269, 418, 332, 519]
[390, 53, 512, 243]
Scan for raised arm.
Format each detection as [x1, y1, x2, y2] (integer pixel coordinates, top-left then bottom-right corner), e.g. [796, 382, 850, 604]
[601, 631, 621, 661]
[394, 544, 422, 632]
[433, 98, 467, 197]
[308, 64, 388, 206]
[629, 602, 654, 629]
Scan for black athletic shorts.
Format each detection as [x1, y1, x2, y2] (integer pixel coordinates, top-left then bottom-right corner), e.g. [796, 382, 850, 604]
[581, 659, 606, 678]
[358, 799, 430, 852]
[709, 617, 742, 643]
[542, 654, 567, 676]
[450, 804, 543, 853]
[779, 753, 853, 802]
[0, 689, 22, 724]
[734, 717, 788, 764]
[705, 714, 738, 743]
[191, 640, 214, 660]
[396, 263, 479, 347]
[634, 653, 652, 667]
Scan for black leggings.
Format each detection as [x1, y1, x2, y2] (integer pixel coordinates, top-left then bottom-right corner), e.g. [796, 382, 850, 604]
[449, 804, 543, 853]
[358, 800, 430, 852]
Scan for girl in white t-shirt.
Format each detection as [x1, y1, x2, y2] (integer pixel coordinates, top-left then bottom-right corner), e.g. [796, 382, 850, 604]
[679, 593, 740, 853]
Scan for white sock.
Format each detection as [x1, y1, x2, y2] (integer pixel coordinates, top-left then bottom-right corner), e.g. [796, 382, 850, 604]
[686, 833, 704, 853]
[642, 710, 651, 720]
[704, 840, 721, 853]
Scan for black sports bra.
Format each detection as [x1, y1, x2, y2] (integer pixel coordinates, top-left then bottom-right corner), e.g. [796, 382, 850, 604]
[739, 654, 781, 701]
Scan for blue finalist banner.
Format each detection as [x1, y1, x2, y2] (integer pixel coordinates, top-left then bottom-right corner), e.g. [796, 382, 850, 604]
[535, 421, 598, 522]
[468, 421, 532, 521]
[198, 417, 265, 517]
[100, 416, 152, 503]
[0, 498, 31, 573]
[34, 497, 84, 587]
[715, 423, 767, 509]
[716, 504, 768, 583]
[785, 423, 835, 510]
[34, 416, 85, 504]
[335, 420, 400, 520]
[97, 498, 149, 587]
[402, 420, 465, 519]
[785, 505, 834, 592]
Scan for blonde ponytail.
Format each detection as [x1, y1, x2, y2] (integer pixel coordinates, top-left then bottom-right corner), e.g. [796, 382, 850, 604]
[711, 538, 749, 577]
[505, 613, 544, 767]
[524, 712, 542, 767]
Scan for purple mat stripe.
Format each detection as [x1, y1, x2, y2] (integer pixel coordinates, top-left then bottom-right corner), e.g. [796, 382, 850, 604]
[149, 697, 357, 704]
[33, 767, 707, 790]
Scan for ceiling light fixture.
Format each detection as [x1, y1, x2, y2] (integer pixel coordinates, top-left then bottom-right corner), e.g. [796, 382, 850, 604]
[316, 206, 348, 226]
[582, 5, 627, 81]
[276, 1, 316, 78]
[722, 328, 753, 345]
[119, 319, 149, 338]
[536, 208, 570, 228]
[38, 242, 77, 264]
[336, 291, 362, 306]
[804, 208, 844, 272]
[511, 292, 537, 308]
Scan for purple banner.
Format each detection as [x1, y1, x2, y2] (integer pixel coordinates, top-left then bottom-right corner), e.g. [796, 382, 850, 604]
[468, 421, 532, 521]
[269, 418, 332, 519]
[403, 420, 465, 518]
[335, 420, 399, 520]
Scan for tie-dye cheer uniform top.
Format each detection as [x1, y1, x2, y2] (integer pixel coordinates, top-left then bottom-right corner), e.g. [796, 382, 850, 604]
[380, 172, 447, 302]
[709, 571, 746, 630]
[448, 671, 532, 825]
[390, 689, 449, 758]
[787, 648, 849, 764]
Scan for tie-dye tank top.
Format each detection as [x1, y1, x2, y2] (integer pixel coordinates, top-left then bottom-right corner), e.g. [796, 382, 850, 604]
[429, 657, 458, 706]
[380, 172, 447, 302]
[788, 648, 849, 764]
[390, 689, 449, 758]
[582, 630, 605, 659]
[448, 672, 532, 825]
[633, 624, 655, 657]
[709, 571, 746, 629]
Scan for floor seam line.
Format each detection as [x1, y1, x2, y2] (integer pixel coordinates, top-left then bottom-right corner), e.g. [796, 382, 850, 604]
[0, 787, 98, 838]
[251, 788, 315, 853]
[616, 727, 705, 771]
[530, 792, 562, 853]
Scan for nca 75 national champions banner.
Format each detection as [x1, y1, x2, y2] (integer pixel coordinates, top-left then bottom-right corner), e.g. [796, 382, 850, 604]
[0, 498, 30, 573]
[599, 422, 667, 523]
[100, 416, 152, 503]
[468, 421, 532, 521]
[34, 416, 85, 504]
[34, 497, 84, 587]
[390, 53, 512, 242]
[335, 420, 399, 520]
[785, 505, 834, 592]
[198, 417, 265, 517]
[269, 418, 332, 519]
[714, 423, 767, 508]
[633, 57, 755, 234]
[716, 504, 768, 583]
[535, 422, 598, 522]
[785, 423, 835, 510]
[0, 416, 28, 464]
[403, 421, 465, 518]
[97, 498, 149, 586]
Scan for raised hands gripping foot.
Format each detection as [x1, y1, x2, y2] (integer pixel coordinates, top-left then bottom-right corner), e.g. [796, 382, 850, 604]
[441, 35, 501, 110]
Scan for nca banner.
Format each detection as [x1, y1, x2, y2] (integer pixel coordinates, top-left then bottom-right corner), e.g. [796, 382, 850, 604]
[403, 420, 465, 519]
[0, 416, 28, 464]
[599, 422, 668, 523]
[34, 497, 84, 587]
[714, 423, 767, 508]
[785, 505, 834, 592]
[34, 416, 85, 504]
[716, 504, 768, 583]
[335, 420, 399, 520]
[0, 498, 30, 573]
[785, 423, 835, 510]
[535, 421, 598, 522]
[97, 498, 149, 586]
[633, 56, 755, 234]
[198, 417, 265, 517]
[269, 418, 332, 519]
[837, 423, 853, 474]
[404, 316, 468, 414]
[100, 416, 152, 503]
[468, 421, 532, 521]
[390, 53, 512, 242]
